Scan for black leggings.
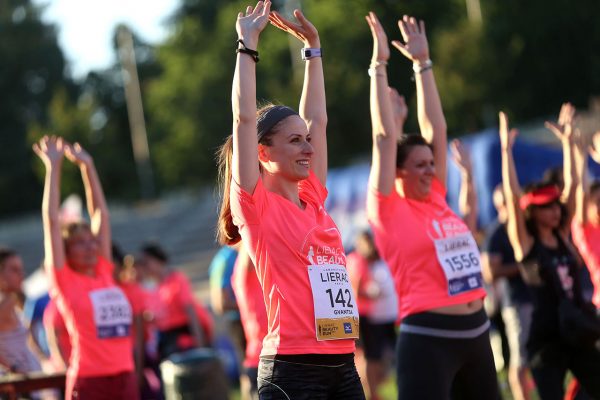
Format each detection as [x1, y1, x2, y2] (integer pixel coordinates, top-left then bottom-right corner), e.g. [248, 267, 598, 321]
[257, 353, 365, 400]
[396, 309, 500, 400]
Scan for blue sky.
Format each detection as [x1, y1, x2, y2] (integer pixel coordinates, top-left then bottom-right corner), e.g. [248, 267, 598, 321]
[33, 0, 180, 79]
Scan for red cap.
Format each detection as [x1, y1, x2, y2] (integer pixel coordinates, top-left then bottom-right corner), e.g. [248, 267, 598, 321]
[519, 185, 561, 210]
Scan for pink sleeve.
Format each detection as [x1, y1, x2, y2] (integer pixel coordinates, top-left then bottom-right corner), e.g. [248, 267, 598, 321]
[366, 182, 397, 233]
[230, 177, 268, 228]
[47, 264, 71, 300]
[298, 170, 328, 206]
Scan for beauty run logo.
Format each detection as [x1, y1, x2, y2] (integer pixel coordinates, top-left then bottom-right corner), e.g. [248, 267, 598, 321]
[303, 227, 346, 265]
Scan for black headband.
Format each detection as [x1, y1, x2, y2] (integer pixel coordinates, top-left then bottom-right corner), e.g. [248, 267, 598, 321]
[257, 106, 299, 143]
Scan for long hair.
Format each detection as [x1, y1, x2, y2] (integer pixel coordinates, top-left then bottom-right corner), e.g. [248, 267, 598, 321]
[216, 135, 239, 245]
[216, 104, 288, 245]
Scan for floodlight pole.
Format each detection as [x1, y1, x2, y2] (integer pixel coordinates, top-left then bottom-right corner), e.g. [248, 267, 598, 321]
[283, 0, 304, 82]
[117, 25, 155, 200]
[466, 0, 482, 23]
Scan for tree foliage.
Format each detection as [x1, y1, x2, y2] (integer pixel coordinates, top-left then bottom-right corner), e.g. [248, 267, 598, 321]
[0, 0, 70, 216]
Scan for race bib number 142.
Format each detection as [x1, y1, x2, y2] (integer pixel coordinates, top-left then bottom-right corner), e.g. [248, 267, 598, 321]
[307, 265, 359, 341]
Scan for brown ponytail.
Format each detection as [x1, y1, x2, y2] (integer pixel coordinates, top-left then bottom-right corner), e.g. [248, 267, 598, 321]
[216, 135, 241, 245]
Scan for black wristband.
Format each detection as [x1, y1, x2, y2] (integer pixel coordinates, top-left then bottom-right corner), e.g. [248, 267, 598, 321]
[236, 39, 259, 63]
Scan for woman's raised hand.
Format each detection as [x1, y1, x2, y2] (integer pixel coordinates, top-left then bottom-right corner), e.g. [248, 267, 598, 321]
[545, 102, 576, 142]
[391, 15, 430, 63]
[65, 142, 93, 167]
[499, 112, 518, 150]
[365, 12, 390, 64]
[32, 136, 65, 167]
[236, 1, 272, 48]
[269, 9, 319, 47]
[450, 139, 473, 173]
[590, 131, 600, 164]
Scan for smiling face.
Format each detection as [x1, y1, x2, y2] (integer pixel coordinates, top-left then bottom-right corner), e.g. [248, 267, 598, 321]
[258, 115, 314, 181]
[397, 145, 436, 200]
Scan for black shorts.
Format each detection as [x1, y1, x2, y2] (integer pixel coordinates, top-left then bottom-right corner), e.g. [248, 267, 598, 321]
[358, 316, 396, 360]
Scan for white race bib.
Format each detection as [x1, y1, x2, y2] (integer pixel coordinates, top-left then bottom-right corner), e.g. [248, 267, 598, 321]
[307, 264, 359, 341]
[433, 233, 483, 296]
[89, 287, 132, 339]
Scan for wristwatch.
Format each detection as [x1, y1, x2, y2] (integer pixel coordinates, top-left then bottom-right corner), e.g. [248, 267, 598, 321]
[301, 48, 322, 60]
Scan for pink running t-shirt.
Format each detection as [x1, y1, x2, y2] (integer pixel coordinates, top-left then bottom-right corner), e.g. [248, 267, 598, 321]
[367, 178, 486, 320]
[47, 256, 134, 385]
[119, 281, 146, 342]
[230, 171, 357, 356]
[231, 250, 268, 368]
[345, 252, 373, 316]
[571, 220, 600, 308]
[153, 271, 214, 343]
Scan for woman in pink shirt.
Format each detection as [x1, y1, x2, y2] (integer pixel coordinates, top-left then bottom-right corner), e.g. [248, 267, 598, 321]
[138, 243, 213, 361]
[34, 136, 138, 400]
[364, 12, 497, 399]
[217, 2, 364, 399]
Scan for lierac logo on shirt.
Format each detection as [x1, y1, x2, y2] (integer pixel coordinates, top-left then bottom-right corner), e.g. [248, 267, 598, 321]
[302, 227, 345, 265]
[307, 245, 345, 265]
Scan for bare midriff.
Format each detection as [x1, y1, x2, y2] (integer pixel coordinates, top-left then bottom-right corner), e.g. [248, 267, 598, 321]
[429, 299, 483, 315]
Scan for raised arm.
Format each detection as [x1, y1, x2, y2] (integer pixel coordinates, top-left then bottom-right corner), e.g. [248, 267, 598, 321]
[545, 103, 577, 230]
[232, 1, 271, 194]
[573, 130, 589, 226]
[590, 131, 600, 164]
[499, 112, 532, 261]
[451, 139, 478, 232]
[33, 136, 66, 270]
[270, 10, 328, 185]
[64, 143, 111, 261]
[365, 12, 405, 196]
[392, 16, 447, 185]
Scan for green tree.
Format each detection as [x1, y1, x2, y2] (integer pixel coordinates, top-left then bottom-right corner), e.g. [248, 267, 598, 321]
[29, 26, 162, 203]
[0, 0, 71, 216]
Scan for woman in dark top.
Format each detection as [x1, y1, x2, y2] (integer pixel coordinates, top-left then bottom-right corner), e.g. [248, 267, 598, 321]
[499, 111, 600, 399]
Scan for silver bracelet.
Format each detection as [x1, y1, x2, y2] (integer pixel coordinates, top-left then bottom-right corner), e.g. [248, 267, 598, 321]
[412, 59, 433, 74]
[368, 60, 387, 77]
